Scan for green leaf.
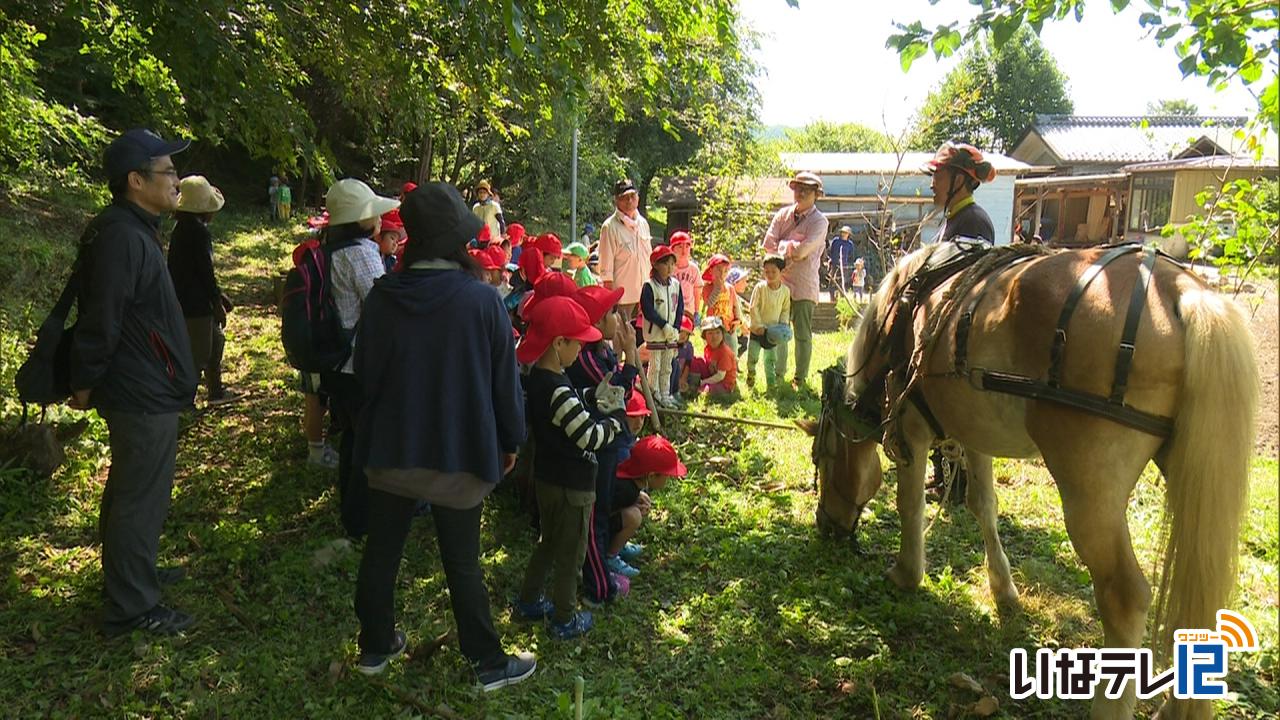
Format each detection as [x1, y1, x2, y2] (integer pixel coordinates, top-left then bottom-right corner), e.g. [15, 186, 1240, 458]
[1110, 0, 1131, 12]
[899, 41, 928, 72]
[930, 28, 963, 58]
[1137, 12, 1162, 27]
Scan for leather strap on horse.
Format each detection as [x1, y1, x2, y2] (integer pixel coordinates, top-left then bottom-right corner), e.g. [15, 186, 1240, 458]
[1048, 244, 1140, 388]
[1110, 246, 1157, 403]
[976, 370, 1174, 437]
[954, 253, 1042, 373]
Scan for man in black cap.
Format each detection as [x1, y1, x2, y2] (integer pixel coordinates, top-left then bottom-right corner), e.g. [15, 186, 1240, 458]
[70, 128, 199, 636]
[597, 178, 653, 318]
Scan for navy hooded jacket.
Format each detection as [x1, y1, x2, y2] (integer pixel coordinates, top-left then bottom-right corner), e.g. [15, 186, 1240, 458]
[353, 266, 525, 485]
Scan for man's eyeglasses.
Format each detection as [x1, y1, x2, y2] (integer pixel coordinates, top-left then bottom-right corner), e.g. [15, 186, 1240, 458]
[139, 167, 179, 178]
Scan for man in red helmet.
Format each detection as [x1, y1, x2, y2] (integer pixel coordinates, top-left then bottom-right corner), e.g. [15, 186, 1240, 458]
[924, 141, 997, 244]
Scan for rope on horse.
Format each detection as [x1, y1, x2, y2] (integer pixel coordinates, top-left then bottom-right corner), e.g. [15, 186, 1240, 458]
[882, 244, 1053, 463]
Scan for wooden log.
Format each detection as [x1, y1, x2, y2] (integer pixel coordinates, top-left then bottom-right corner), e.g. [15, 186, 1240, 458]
[654, 406, 805, 432]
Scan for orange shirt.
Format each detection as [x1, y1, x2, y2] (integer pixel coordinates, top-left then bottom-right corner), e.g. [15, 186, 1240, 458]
[703, 341, 737, 391]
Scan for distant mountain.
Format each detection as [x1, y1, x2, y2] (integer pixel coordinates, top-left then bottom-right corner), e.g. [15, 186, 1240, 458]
[755, 125, 792, 140]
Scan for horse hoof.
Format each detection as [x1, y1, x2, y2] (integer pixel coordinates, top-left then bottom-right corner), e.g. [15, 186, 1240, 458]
[887, 563, 921, 590]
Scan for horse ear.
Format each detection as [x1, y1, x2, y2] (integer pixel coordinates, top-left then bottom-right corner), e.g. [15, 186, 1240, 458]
[794, 418, 818, 436]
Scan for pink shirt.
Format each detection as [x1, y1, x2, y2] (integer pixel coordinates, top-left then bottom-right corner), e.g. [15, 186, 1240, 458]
[672, 260, 702, 315]
[598, 210, 653, 304]
[762, 204, 828, 303]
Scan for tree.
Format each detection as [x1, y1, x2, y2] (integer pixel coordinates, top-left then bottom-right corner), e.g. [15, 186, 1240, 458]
[886, 0, 1278, 134]
[772, 121, 893, 153]
[909, 26, 1073, 152]
[1146, 98, 1200, 115]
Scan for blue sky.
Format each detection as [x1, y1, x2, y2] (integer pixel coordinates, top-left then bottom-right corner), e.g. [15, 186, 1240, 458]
[744, 0, 1263, 135]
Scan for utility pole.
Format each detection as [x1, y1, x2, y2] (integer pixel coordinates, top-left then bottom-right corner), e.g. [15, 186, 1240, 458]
[570, 124, 580, 244]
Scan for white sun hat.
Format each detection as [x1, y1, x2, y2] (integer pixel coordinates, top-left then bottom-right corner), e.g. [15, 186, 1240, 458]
[325, 178, 400, 226]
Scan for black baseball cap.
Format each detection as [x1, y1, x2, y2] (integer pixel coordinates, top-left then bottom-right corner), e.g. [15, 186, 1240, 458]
[400, 182, 484, 258]
[613, 178, 637, 196]
[103, 128, 190, 182]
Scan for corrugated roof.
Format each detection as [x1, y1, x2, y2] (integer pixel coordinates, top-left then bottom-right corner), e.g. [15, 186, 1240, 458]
[1122, 154, 1280, 173]
[779, 152, 1030, 176]
[1021, 114, 1248, 164]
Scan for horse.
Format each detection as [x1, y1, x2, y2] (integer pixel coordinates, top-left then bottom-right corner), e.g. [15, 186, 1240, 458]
[800, 242, 1259, 719]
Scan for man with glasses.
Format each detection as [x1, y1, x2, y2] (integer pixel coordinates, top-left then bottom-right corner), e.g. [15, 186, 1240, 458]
[762, 171, 828, 390]
[70, 128, 199, 636]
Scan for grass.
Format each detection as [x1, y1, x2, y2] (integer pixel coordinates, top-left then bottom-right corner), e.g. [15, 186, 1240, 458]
[0, 208, 1276, 719]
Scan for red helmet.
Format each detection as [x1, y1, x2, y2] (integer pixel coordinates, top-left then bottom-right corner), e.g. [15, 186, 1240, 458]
[924, 141, 997, 185]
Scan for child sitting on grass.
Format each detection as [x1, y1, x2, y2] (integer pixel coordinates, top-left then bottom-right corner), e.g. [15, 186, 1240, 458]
[513, 297, 627, 639]
[746, 255, 792, 391]
[608, 435, 686, 577]
[687, 316, 737, 398]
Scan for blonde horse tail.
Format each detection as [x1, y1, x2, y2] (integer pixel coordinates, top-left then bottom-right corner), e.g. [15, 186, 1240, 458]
[1154, 288, 1258, 661]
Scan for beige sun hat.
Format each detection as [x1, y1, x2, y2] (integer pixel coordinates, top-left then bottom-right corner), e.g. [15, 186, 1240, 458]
[176, 175, 225, 214]
[788, 171, 824, 194]
[326, 178, 401, 226]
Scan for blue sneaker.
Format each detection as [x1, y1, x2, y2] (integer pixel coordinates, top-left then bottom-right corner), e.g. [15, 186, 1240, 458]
[549, 611, 594, 639]
[512, 596, 554, 621]
[618, 542, 644, 562]
[356, 630, 407, 676]
[605, 555, 640, 578]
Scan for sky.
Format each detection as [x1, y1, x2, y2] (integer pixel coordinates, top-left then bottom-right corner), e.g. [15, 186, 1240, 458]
[743, 0, 1262, 136]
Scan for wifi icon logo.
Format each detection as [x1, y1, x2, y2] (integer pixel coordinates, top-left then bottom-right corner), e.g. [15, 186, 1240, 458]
[1216, 610, 1258, 651]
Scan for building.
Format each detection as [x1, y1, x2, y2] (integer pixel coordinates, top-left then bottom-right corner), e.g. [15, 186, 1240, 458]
[1009, 114, 1249, 175]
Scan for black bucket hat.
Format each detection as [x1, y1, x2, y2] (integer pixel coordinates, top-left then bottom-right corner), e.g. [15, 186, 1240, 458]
[400, 182, 484, 258]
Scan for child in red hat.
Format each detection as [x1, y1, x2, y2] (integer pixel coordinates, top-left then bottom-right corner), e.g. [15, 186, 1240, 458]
[701, 253, 741, 356]
[607, 435, 687, 575]
[668, 231, 702, 324]
[567, 284, 641, 605]
[514, 297, 628, 639]
[640, 245, 685, 408]
[378, 210, 405, 272]
[534, 232, 563, 270]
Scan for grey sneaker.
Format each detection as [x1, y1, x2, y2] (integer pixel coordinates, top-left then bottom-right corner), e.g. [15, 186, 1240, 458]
[476, 652, 537, 692]
[356, 630, 407, 676]
[307, 444, 339, 469]
[104, 604, 194, 638]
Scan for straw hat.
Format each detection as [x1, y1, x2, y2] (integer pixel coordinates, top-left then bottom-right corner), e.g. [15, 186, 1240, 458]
[176, 175, 225, 214]
[326, 178, 400, 226]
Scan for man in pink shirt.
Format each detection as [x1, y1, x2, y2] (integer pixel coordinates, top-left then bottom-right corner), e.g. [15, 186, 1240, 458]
[598, 179, 653, 317]
[761, 171, 828, 389]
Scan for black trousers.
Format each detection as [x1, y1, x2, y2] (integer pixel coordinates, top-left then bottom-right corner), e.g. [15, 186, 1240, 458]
[99, 410, 180, 624]
[354, 490, 505, 669]
[322, 371, 368, 538]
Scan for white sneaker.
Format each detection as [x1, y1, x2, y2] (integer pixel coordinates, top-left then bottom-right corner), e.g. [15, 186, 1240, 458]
[308, 444, 339, 469]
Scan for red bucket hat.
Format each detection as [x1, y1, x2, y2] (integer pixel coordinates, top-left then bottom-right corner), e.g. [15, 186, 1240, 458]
[380, 209, 405, 235]
[534, 232, 563, 256]
[650, 245, 676, 265]
[476, 224, 492, 245]
[668, 230, 691, 247]
[470, 246, 505, 271]
[576, 285, 625, 325]
[517, 296, 602, 365]
[680, 315, 694, 333]
[702, 253, 731, 282]
[522, 271, 581, 315]
[517, 246, 546, 283]
[507, 222, 526, 246]
[616, 435, 687, 485]
[626, 389, 651, 417]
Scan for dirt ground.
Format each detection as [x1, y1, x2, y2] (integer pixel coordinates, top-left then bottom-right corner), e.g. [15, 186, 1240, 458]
[1245, 281, 1279, 456]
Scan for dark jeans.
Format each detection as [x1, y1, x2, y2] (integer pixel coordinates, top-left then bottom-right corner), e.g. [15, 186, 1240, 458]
[322, 371, 368, 538]
[99, 410, 180, 624]
[355, 490, 505, 669]
[581, 449, 619, 604]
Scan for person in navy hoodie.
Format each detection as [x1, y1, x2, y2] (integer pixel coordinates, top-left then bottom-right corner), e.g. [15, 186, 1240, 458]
[350, 182, 535, 691]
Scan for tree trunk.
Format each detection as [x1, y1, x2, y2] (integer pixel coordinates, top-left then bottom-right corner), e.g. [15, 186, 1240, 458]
[417, 118, 434, 184]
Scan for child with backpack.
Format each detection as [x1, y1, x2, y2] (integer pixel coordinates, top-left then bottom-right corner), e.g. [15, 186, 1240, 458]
[513, 297, 627, 639]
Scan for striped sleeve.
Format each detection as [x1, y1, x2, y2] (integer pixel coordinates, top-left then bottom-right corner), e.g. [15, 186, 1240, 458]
[549, 385, 620, 451]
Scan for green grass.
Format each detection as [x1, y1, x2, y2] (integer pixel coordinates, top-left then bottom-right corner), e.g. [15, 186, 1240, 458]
[0, 210, 1275, 719]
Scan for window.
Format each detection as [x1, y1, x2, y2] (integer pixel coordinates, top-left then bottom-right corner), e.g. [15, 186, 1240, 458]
[1128, 174, 1174, 231]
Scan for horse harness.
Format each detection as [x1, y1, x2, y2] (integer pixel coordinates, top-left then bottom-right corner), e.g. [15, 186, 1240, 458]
[816, 241, 1179, 481]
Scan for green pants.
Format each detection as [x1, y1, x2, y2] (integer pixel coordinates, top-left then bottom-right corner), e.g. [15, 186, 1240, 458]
[790, 299, 815, 384]
[746, 335, 789, 388]
[519, 481, 594, 624]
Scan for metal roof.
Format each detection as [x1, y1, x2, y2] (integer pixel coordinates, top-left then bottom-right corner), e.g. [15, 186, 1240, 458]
[1122, 154, 1280, 173]
[779, 152, 1031, 176]
[1015, 114, 1249, 164]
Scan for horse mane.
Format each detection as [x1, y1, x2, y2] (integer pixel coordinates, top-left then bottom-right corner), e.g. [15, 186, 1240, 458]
[844, 245, 940, 402]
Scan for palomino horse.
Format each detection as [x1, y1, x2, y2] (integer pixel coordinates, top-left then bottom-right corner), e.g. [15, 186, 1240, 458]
[802, 242, 1258, 719]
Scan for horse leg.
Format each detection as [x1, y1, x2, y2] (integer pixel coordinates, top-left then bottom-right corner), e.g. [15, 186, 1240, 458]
[887, 443, 929, 591]
[963, 449, 1019, 610]
[1049, 459, 1150, 720]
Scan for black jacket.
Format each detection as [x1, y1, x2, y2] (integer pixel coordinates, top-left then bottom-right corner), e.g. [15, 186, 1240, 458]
[940, 202, 995, 244]
[167, 215, 220, 317]
[70, 201, 197, 413]
[524, 367, 625, 492]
